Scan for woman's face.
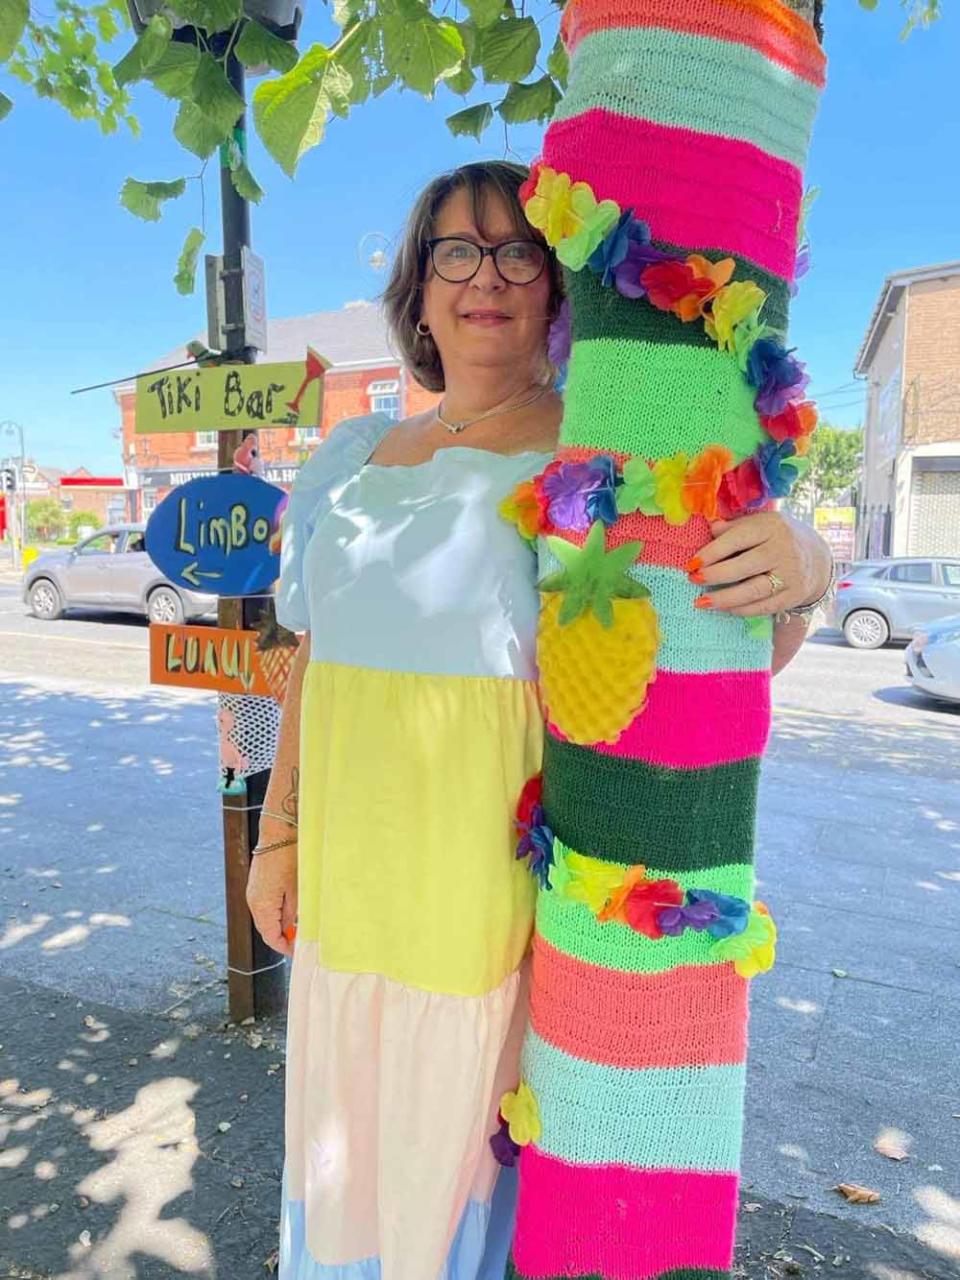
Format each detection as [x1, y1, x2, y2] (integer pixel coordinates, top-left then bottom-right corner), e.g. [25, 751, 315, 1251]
[419, 185, 553, 382]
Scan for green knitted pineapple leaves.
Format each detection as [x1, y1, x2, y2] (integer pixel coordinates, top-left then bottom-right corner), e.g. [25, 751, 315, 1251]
[540, 522, 649, 628]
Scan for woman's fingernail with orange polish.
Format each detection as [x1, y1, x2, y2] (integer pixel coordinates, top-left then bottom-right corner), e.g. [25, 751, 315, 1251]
[283, 925, 297, 944]
[694, 596, 713, 610]
[688, 570, 706, 584]
[686, 556, 703, 573]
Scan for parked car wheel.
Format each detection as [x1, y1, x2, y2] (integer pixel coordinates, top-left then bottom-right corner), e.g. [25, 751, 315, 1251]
[28, 578, 64, 621]
[843, 608, 890, 650]
[147, 587, 184, 625]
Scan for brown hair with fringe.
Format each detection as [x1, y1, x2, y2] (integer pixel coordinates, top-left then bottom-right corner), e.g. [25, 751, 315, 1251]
[381, 160, 565, 394]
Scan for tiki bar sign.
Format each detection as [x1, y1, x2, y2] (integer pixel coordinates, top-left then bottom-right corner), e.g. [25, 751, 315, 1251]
[135, 349, 330, 434]
[145, 472, 286, 597]
[150, 624, 273, 696]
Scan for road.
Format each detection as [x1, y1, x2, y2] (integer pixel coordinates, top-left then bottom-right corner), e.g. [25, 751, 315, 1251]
[1, 586, 958, 1276]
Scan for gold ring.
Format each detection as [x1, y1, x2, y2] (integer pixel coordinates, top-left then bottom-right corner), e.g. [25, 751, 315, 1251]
[766, 571, 785, 597]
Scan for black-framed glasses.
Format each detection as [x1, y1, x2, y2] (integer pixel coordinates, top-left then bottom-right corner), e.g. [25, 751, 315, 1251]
[425, 237, 547, 286]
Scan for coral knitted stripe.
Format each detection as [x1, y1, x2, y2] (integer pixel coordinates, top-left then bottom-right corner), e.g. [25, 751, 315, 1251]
[531, 933, 749, 1068]
[561, 339, 765, 459]
[566, 255, 790, 348]
[510, 1148, 739, 1278]
[546, 670, 771, 767]
[542, 732, 759, 868]
[524, 1031, 747, 1171]
[560, 0, 826, 86]
[543, 109, 802, 280]
[556, 27, 819, 167]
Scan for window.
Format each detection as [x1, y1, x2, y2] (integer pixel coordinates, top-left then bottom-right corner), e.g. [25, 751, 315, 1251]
[295, 426, 322, 444]
[369, 379, 400, 421]
[889, 562, 933, 584]
[195, 431, 219, 448]
[942, 563, 960, 587]
[141, 490, 158, 515]
[78, 533, 119, 556]
[125, 532, 146, 553]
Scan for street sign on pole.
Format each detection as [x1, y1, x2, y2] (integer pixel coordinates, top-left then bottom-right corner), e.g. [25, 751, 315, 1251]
[242, 247, 268, 353]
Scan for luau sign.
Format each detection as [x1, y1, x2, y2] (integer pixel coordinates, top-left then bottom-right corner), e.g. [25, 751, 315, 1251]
[145, 472, 287, 597]
[135, 349, 330, 435]
[150, 624, 273, 696]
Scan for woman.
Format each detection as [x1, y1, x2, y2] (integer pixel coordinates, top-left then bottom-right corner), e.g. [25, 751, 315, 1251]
[246, 160, 832, 1280]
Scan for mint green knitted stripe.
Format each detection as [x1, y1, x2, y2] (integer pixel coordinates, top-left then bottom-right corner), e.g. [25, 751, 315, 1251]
[561, 339, 765, 460]
[537, 860, 757, 975]
[554, 26, 819, 168]
[524, 1030, 746, 1172]
[537, 554, 773, 674]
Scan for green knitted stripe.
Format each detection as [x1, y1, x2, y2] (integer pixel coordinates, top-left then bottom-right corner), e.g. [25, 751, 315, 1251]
[506, 1266, 730, 1280]
[537, 554, 773, 674]
[543, 732, 759, 869]
[561, 339, 766, 460]
[567, 252, 789, 347]
[554, 26, 820, 168]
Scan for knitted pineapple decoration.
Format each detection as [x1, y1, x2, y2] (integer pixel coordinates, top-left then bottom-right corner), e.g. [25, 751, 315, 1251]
[498, 0, 826, 1275]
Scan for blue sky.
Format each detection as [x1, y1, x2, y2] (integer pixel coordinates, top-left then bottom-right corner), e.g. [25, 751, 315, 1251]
[1, 0, 957, 473]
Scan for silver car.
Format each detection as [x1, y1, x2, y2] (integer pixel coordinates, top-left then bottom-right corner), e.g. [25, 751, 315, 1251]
[905, 613, 960, 705]
[23, 523, 218, 624]
[832, 556, 960, 649]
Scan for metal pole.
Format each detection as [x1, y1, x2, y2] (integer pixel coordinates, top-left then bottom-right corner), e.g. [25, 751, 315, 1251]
[216, 52, 286, 1022]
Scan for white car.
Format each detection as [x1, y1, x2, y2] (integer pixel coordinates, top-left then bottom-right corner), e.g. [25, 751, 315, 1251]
[905, 613, 960, 705]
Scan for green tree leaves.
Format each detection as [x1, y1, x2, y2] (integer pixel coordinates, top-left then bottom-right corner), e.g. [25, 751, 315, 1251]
[381, 0, 464, 96]
[497, 75, 561, 124]
[445, 101, 492, 138]
[119, 176, 187, 221]
[174, 226, 205, 294]
[253, 43, 349, 177]
[235, 18, 298, 74]
[112, 12, 172, 86]
[0, 0, 29, 62]
[476, 16, 538, 83]
[792, 425, 864, 510]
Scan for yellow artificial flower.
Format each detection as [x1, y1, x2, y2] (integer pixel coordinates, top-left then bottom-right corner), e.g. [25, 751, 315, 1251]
[564, 851, 626, 915]
[498, 480, 542, 541]
[597, 864, 649, 924]
[524, 167, 586, 247]
[500, 1082, 541, 1146]
[653, 453, 691, 526]
[712, 903, 778, 978]
[705, 281, 768, 352]
[555, 190, 621, 271]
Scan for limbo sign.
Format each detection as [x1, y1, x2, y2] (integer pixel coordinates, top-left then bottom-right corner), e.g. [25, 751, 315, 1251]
[135, 349, 330, 434]
[145, 472, 285, 597]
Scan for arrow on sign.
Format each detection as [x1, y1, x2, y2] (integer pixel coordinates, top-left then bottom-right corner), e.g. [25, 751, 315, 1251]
[182, 563, 224, 587]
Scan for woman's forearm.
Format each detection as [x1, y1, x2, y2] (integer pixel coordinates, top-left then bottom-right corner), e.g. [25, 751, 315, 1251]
[261, 632, 311, 833]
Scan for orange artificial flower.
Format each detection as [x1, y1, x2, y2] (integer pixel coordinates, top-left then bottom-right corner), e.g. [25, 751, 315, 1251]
[683, 445, 735, 520]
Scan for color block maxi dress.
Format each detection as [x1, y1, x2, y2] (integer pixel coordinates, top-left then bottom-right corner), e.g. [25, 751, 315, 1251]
[275, 412, 553, 1280]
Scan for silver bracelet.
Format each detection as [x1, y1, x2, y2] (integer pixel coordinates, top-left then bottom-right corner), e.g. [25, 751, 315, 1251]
[261, 807, 298, 828]
[781, 559, 838, 622]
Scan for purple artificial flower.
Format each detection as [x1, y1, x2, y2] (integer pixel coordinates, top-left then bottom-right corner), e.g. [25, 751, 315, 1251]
[541, 461, 604, 531]
[755, 439, 799, 502]
[788, 241, 811, 299]
[613, 240, 676, 300]
[746, 338, 810, 417]
[584, 454, 621, 527]
[687, 888, 751, 940]
[587, 208, 653, 289]
[548, 297, 572, 368]
[490, 1118, 521, 1168]
[657, 899, 721, 937]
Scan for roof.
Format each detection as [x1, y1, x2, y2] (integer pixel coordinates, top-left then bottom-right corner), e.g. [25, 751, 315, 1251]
[855, 260, 960, 376]
[137, 301, 397, 386]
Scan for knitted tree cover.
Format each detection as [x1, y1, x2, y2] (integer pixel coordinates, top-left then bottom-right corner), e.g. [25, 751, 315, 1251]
[496, 1, 826, 1276]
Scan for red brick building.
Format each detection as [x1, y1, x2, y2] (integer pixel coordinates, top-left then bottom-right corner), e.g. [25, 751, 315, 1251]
[117, 301, 438, 521]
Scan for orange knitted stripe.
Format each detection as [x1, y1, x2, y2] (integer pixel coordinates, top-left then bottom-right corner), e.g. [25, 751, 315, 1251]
[562, 0, 825, 87]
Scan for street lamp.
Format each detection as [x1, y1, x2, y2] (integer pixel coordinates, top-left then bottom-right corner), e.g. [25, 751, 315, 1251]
[1, 420, 26, 570]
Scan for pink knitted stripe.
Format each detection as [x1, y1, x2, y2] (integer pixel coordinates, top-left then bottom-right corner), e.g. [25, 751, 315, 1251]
[531, 933, 749, 1069]
[543, 109, 802, 280]
[512, 1147, 739, 1277]
[547, 669, 771, 767]
[561, 0, 826, 87]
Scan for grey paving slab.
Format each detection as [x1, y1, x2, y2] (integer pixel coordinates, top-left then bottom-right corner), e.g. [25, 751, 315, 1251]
[747, 961, 835, 1065]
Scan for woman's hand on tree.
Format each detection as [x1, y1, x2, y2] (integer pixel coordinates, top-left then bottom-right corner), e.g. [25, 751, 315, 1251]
[688, 512, 833, 617]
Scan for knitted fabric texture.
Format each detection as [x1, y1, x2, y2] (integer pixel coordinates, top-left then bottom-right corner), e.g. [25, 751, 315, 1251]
[506, 0, 824, 1276]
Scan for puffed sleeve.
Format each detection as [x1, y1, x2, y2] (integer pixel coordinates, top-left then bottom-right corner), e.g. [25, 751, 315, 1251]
[275, 414, 391, 633]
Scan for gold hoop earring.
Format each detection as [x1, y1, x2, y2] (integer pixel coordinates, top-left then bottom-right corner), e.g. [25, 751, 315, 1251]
[416, 321, 430, 337]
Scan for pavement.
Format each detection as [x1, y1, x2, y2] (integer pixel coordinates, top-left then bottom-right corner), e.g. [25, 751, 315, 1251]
[1, 589, 959, 1279]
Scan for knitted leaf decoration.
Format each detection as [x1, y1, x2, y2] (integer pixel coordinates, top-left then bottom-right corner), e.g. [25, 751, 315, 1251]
[540, 521, 648, 627]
